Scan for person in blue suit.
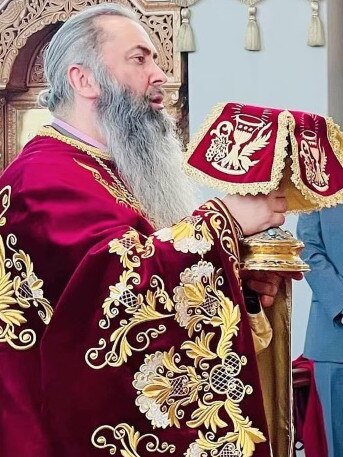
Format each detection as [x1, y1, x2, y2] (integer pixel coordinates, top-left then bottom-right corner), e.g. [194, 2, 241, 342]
[297, 207, 343, 457]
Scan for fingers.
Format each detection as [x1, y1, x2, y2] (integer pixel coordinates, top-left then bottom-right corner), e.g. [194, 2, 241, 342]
[245, 277, 279, 298]
[269, 188, 286, 199]
[260, 294, 275, 308]
[242, 270, 304, 309]
[242, 271, 284, 308]
[257, 193, 287, 230]
[272, 197, 287, 214]
[277, 271, 304, 281]
[269, 212, 286, 228]
[221, 192, 288, 236]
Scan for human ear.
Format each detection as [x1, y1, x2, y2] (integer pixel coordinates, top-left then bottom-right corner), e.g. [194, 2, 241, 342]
[67, 65, 100, 100]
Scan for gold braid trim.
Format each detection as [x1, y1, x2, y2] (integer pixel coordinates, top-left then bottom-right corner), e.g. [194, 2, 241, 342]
[38, 125, 111, 161]
[213, 197, 244, 244]
[289, 114, 343, 210]
[183, 106, 290, 196]
[38, 125, 145, 217]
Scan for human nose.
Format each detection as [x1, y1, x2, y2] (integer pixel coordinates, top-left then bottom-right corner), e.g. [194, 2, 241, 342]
[149, 61, 167, 86]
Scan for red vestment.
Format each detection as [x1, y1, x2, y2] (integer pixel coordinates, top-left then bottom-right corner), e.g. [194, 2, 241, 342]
[0, 127, 271, 457]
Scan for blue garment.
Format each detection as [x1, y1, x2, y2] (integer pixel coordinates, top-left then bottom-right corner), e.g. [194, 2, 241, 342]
[297, 208, 343, 362]
[297, 207, 343, 457]
[314, 362, 343, 457]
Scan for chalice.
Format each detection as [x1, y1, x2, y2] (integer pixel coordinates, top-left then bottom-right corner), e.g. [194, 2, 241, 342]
[183, 102, 343, 456]
[184, 102, 343, 273]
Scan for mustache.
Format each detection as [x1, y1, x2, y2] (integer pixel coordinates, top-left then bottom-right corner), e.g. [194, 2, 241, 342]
[146, 87, 166, 101]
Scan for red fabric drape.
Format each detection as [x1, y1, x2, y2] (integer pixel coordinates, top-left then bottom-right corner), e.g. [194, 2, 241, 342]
[292, 355, 328, 457]
[0, 132, 272, 457]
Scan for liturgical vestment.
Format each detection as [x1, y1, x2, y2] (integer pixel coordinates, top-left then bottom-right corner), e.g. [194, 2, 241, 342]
[0, 127, 272, 457]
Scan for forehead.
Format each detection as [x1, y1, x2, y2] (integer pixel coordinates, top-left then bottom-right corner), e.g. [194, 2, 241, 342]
[95, 15, 157, 55]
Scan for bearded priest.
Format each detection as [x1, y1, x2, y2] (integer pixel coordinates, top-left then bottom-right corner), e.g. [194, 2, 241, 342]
[0, 3, 301, 457]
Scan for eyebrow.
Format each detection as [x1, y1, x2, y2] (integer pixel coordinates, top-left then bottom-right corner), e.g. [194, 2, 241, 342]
[127, 45, 158, 61]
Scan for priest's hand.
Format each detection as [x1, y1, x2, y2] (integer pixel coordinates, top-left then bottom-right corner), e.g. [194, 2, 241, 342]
[222, 189, 287, 236]
[241, 270, 303, 308]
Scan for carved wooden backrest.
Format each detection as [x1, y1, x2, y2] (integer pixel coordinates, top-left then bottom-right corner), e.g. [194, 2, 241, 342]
[0, 0, 186, 170]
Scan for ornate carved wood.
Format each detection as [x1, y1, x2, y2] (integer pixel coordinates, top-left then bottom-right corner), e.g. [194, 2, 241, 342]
[0, 0, 188, 169]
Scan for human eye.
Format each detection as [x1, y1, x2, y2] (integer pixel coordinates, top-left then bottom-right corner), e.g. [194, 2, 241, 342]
[133, 55, 145, 64]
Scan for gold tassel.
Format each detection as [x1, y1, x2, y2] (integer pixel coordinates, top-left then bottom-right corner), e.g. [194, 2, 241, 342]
[173, 0, 200, 52]
[176, 7, 196, 52]
[307, 0, 325, 47]
[245, 6, 261, 51]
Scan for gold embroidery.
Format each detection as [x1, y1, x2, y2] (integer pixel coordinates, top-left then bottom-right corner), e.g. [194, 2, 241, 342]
[74, 159, 143, 216]
[133, 264, 266, 455]
[184, 105, 289, 196]
[38, 126, 144, 217]
[173, 261, 223, 336]
[155, 202, 241, 274]
[0, 186, 52, 350]
[38, 125, 111, 161]
[0, 186, 10, 227]
[85, 272, 173, 369]
[289, 114, 343, 210]
[88, 217, 264, 456]
[108, 229, 155, 270]
[198, 201, 241, 260]
[91, 423, 175, 455]
[155, 215, 214, 255]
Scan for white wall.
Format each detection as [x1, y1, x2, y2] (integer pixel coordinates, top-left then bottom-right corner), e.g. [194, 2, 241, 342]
[188, 0, 331, 357]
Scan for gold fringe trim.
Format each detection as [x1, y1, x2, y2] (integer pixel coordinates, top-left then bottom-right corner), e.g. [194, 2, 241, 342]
[38, 126, 111, 161]
[184, 107, 290, 196]
[288, 114, 343, 210]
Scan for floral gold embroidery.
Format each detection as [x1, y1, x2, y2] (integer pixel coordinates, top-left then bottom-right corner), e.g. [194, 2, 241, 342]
[0, 186, 10, 227]
[155, 215, 214, 255]
[108, 229, 155, 270]
[88, 213, 264, 456]
[133, 261, 266, 457]
[85, 273, 173, 369]
[173, 261, 223, 336]
[91, 423, 175, 455]
[0, 186, 52, 350]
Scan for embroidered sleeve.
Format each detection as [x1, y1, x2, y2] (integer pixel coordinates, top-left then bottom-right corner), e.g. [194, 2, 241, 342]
[67, 199, 269, 457]
[0, 186, 52, 350]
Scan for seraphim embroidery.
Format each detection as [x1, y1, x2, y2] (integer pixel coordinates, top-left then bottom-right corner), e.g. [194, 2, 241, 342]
[88, 202, 266, 457]
[0, 186, 53, 350]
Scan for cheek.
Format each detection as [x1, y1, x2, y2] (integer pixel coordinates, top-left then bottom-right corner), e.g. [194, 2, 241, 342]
[119, 69, 150, 95]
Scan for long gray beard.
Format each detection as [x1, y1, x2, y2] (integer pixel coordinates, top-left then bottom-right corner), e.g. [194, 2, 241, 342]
[95, 78, 197, 229]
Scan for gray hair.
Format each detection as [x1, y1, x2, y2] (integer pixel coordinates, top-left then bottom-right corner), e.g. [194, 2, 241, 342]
[37, 3, 138, 112]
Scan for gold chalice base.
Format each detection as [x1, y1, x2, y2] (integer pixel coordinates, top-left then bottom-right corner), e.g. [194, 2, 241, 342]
[240, 227, 310, 272]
